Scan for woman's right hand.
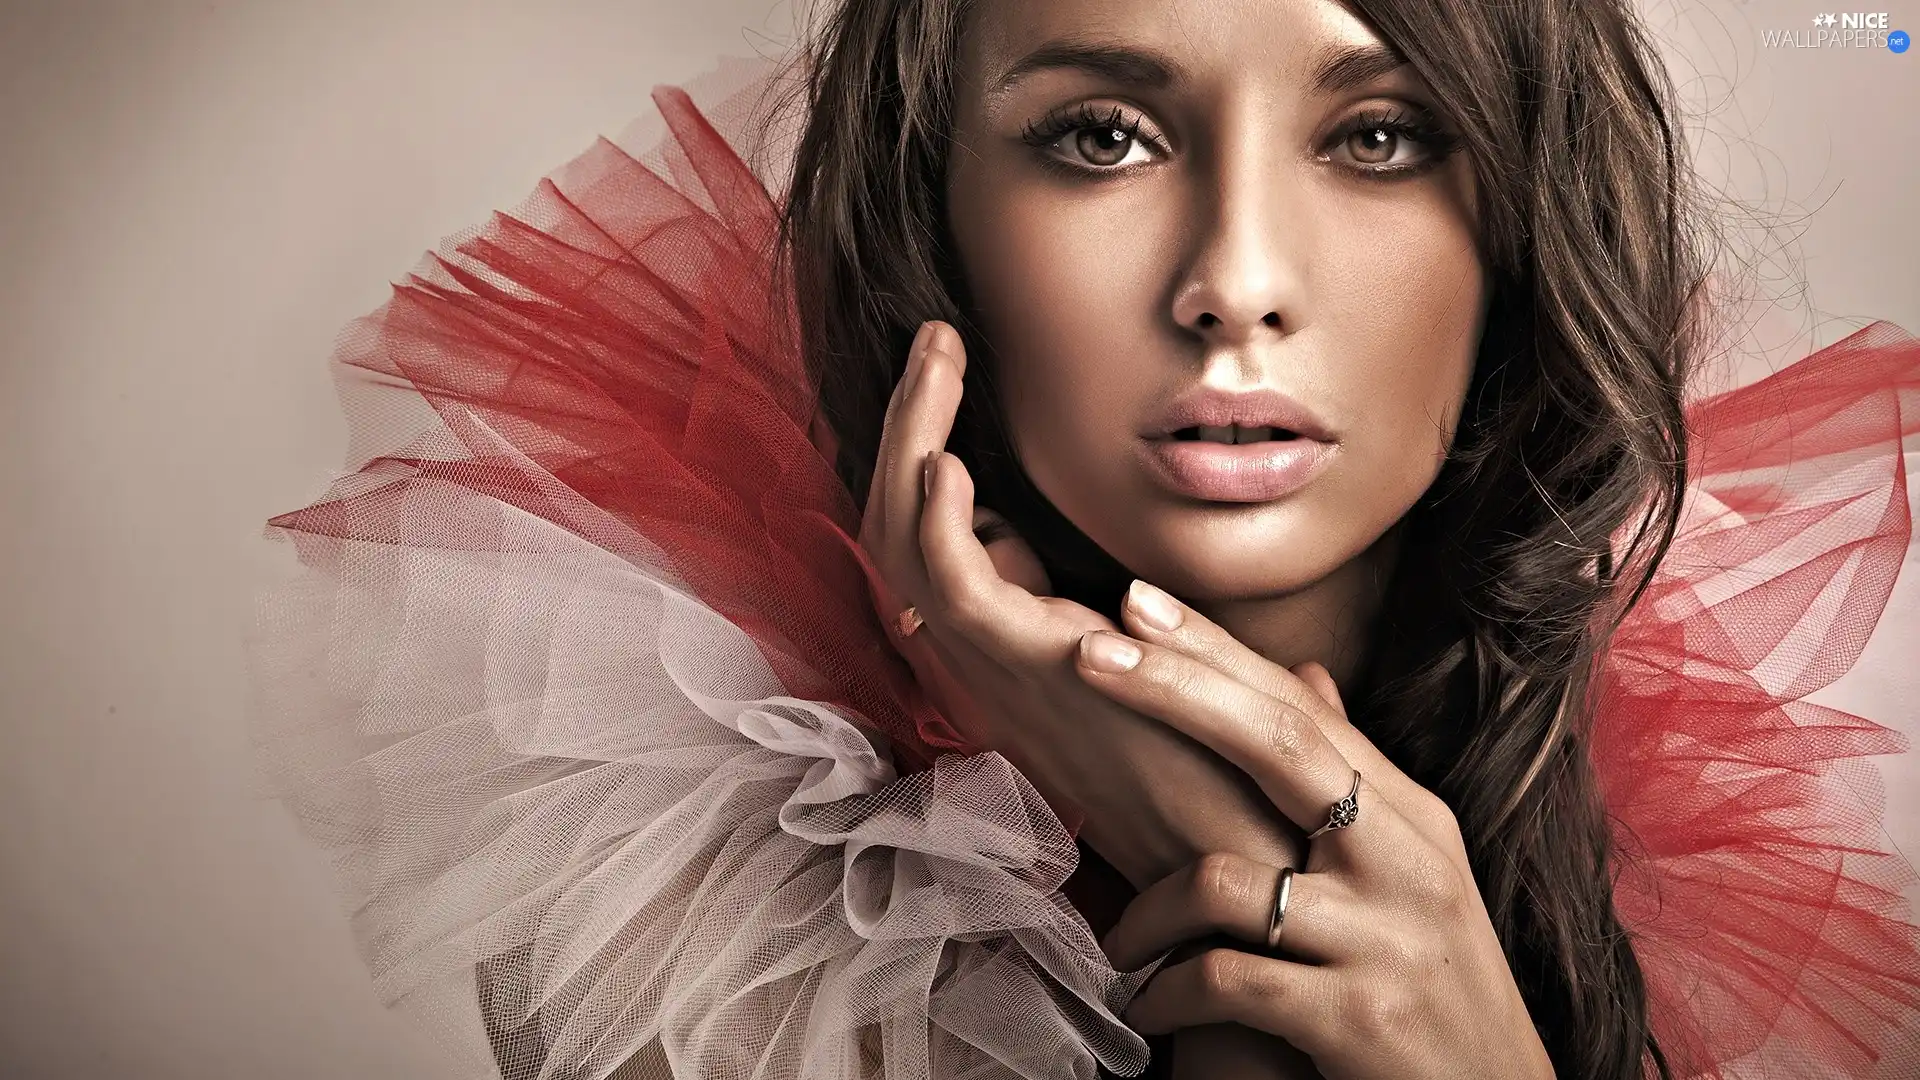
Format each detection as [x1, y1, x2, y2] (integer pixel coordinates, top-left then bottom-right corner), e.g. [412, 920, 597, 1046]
[859, 321, 1298, 890]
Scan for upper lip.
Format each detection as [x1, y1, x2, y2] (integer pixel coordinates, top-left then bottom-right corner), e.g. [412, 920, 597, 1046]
[1146, 386, 1337, 442]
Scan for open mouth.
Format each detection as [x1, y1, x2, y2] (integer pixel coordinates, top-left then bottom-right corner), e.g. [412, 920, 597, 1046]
[1169, 425, 1304, 444]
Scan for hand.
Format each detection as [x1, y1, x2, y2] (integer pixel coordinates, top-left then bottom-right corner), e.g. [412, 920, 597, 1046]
[858, 321, 1296, 889]
[1075, 592, 1555, 1080]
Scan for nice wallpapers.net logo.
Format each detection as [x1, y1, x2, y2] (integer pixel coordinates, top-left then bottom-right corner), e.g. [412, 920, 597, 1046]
[1763, 11, 1910, 50]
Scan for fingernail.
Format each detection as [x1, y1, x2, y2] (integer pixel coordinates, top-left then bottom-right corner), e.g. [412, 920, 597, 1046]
[902, 328, 925, 399]
[1080, 631, 1141, 673]
[910, 320, 948, 393]
[937, 322, 967, 378]
[1126, 579, 1183, 632]
[923, 452, 938, 497]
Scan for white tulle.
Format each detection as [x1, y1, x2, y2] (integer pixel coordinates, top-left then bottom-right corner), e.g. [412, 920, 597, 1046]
[251, 412, 1166, 1080]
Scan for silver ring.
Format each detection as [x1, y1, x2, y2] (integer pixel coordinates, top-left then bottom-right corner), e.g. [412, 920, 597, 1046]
[1265, 866, 1295, 950]
[1307, 770, 1362, 840]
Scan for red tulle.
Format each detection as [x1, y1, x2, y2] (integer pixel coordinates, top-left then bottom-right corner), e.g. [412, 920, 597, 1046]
[1594, 323, 1920, 1077]
[274, 85, 965, 778]
[269, 84, 1920, 1075]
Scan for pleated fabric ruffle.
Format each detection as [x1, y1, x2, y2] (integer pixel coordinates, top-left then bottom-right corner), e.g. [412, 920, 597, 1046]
[253, 68, 1920, 1080]
[252, 83, 1162, 1079]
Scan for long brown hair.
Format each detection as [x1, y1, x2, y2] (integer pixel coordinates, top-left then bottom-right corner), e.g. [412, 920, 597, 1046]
[771, 1, 1710, 1076]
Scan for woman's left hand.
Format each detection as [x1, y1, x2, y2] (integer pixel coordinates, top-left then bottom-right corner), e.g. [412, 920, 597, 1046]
[1076, 589, 1555, 1080]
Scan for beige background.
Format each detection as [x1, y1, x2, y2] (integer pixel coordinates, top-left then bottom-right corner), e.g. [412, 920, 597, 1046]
[0, 2, 1913, 1076]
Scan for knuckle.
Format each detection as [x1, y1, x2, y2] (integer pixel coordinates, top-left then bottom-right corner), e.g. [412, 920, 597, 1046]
[1139, 654, 1212, 714]
[1194, 948, 1246, 1000]
[1253, 707, 1312, 765]
[1147, 652, 1200, 696]
[1374, 928, 1428, 975]
[1347, 982, 1413, 1045]
[1418, 791, 1461, 837]
[1408, 850, 1469, 913]
[1191, 853, 1254, 922]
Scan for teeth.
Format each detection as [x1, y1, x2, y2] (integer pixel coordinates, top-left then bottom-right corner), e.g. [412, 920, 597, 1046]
[1194, 424, 1278, 444]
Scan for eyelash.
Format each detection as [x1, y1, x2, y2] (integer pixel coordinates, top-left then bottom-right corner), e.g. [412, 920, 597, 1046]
[1326, 105, 1462, 179]
[1017, 101, 1462, 180]
[1019, 103, 1168, 177]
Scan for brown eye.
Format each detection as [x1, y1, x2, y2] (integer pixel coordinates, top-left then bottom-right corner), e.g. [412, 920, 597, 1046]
[1346, 126, 1400, 165]
[1022, 104, 1165, 173]
[1075, 126, 1136, 167]
[1322, 105, 1459, 174]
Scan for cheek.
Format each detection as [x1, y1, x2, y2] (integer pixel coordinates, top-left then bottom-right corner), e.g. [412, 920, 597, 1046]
[949, 178, 1172, 452]
[1313, 191, 1484, 497]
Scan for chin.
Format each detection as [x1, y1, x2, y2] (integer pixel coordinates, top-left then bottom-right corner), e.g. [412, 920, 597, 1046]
[1102, 501, 1352, 601]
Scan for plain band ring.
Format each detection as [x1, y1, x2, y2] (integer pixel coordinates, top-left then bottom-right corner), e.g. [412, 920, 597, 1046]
[893, 605, 924, 638]
[1307, 769, 1362, 840]
[1265, 866, 1295, 950]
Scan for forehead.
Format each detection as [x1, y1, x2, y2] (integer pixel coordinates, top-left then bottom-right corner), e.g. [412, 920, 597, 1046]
[957, 0, 1393, 101]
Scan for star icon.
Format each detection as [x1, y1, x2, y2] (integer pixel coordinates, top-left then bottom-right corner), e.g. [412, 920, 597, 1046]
[1813, 13, 1825, 25]
[1824, 13, 1839, 26]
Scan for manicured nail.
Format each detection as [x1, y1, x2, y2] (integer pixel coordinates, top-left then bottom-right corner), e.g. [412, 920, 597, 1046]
[1126, 579, 1183, 632]
[1080, 631, 1142, 673]
[904, 322, 934, 395]
[923, 451, 938, 497]
[939, 322, 967, 378]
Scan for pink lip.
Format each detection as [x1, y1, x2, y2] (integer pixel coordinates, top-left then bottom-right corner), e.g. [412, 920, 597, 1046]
[1139, 436, 1337, 503]
[1145, 386, 1336, 441]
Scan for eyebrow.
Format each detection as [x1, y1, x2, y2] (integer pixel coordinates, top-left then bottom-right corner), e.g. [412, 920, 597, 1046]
[992, 40, 1188, 95]
[1310, 42, 1410, 95]
[990, 38, 1410, 98]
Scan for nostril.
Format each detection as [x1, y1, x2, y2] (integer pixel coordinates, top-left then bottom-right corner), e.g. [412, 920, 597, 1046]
[1197, 312, 1219, 329]
[1262, 312, 1281, 328]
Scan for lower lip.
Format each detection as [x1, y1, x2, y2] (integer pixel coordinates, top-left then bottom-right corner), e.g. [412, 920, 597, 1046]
[1140, 436, 1337, 503]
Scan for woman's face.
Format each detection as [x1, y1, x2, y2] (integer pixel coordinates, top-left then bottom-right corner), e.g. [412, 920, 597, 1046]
[947, 0, 1486, 602]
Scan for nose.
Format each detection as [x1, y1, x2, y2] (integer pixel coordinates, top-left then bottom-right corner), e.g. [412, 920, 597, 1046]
[1169, 127, 1309, 345]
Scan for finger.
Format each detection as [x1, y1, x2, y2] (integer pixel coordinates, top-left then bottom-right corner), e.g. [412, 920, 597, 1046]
[1118, 580, 1416, 797]
[857, 323, 928, 547]
[1075, 630, 1364, 840]
[920, 451, 1053, 660]
[1101, 852, 1348, 970]
[1123, 946, 1341, 1059]
[1291, 660, 1343, 714]
[880, 322, 968, 583]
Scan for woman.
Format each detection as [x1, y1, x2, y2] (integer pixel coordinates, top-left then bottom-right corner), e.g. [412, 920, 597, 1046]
[252, 0, 1920, 1078]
